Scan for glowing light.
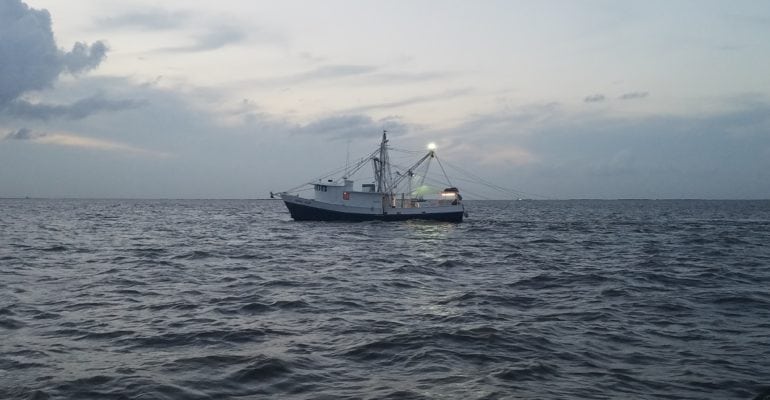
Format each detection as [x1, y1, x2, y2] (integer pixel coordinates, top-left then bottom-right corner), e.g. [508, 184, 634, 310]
[427, 142, 437, 151]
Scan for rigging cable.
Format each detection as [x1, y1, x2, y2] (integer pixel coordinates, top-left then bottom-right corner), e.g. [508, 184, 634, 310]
[434, 154, 453, 187]
[441, 159, 550, 199]
[280, 148, 379, 194]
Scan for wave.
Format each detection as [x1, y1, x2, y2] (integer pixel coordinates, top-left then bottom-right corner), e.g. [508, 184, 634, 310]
[3, 198, 769, 400]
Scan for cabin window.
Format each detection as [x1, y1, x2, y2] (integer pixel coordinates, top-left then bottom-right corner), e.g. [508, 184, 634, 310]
[315, 185, 328, 192]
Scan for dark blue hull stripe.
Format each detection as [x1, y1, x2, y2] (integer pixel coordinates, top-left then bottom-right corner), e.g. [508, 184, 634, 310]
[284, 201, 463, 222]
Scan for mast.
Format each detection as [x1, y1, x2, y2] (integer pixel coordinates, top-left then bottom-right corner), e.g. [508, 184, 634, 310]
[376, 130, 392, 193]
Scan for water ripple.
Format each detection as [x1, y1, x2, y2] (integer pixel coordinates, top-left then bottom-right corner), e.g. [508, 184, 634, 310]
[1, 199, 769, 399]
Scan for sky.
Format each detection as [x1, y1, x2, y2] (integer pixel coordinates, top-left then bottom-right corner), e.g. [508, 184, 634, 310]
[1, 0, 769, 199]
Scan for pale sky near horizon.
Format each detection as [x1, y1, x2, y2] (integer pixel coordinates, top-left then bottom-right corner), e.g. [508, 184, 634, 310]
[2, 0, 769, 199]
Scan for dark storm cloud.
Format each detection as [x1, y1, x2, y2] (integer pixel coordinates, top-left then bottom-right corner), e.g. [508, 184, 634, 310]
[584, 94, 606, 103]
[0, 0, 59, 104]
[0, 0, 107, 106]
[619, 91, 649, 100]
[4, 96, 145, 121]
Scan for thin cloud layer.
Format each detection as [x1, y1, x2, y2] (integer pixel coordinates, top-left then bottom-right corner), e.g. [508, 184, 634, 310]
[244, 65, 378, 88]
[4, 96, 144, 121]
[36, 133, 163, 156]
[94, 8, 190, 31]
[584, 92, 650, 103]
[294, 114, 409, 139]
[4, 127, 167, 157]
[475, 145, 538, 166]
[620, 91, 650, 100]
[239, 65, 450, 90]
[161, 25, 249, 53]
[584, 94, 606, 103]
[344, 88, 473, 114]
[96, 6, 282, 54]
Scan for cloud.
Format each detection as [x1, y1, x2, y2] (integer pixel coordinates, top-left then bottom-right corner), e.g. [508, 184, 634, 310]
[408, 95, 770, 198]
[0, 0, 59, 104]
[4, 127, 167, 156]
[4, 69, 769, 199]
[725, 13, 770, 27]
[344, 88, 473, 114]
[289, 65, 378, 82]
[487, 99, 769, 198]
[0, 0, 107, 106]
[386, 102, 553, 169]
[298, 51, 327, 64]
[94, 8, 190, 31]
[584, 94, 606, 103]
[4, 127, 39, 140]
[161, 25, 249, 53]
[291, 66, 453, 86]
[619, 91, 649, 100]
[36, 133, 159, 155]
[236, 65, 449, 91]
[716, 44, 741, 51]
[62, 41, 108, 75]
[477, 146, 538, 166]
[446, 102, 561, 137]
[294, 114, 409, 139]
[234, 64, 378, 90]
[366, 70, 452, 84]
[584, 92, 649, 103]
[96, 7, 283, 53]
[4, 95, 145, 121]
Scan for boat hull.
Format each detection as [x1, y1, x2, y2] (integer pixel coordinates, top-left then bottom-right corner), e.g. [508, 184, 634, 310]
[282, 196, 464, 222]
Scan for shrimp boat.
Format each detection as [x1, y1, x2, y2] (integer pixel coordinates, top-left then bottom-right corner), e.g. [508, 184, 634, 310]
[276, 131, 466, 222]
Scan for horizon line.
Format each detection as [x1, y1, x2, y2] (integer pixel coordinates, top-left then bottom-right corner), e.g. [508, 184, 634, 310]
[1, 197, 768, 201]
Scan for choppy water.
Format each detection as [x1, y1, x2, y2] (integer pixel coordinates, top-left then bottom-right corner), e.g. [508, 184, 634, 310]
[1, 199, 769, 399]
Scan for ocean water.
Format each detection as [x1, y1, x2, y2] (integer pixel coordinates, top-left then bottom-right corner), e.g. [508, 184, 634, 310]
[1, 199, 769, 399]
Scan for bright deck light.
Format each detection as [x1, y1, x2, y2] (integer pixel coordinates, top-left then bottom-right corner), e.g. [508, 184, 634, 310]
[427, 142, 437, 151]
